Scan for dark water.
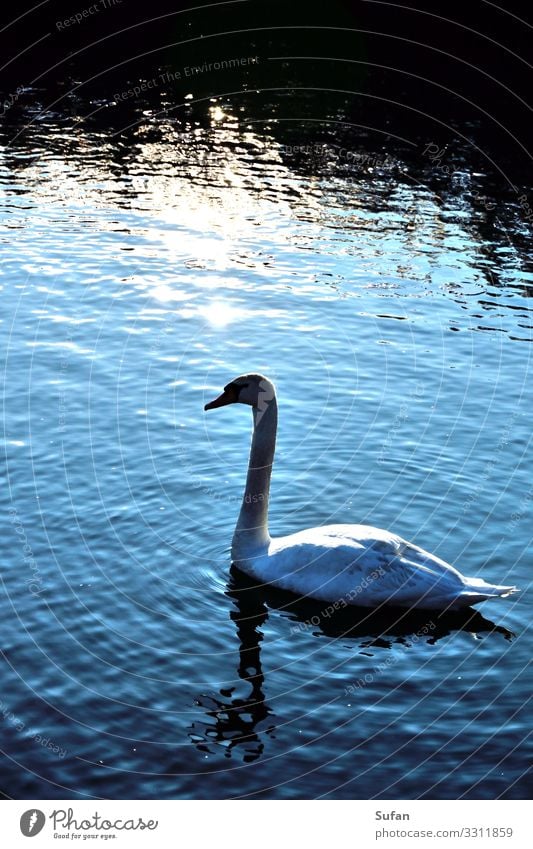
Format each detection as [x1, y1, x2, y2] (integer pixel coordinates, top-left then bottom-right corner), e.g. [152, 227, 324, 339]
[1, 62, 532, 800]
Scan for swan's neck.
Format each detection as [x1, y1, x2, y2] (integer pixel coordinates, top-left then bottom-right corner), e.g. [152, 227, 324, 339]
[232, 396, 277, 561]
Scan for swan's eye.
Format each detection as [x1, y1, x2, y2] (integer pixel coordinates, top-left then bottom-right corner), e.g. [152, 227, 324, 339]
[224, 381, 249, 397]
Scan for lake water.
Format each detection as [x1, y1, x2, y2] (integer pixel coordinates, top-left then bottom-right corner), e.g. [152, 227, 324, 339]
[1, 91, 531, 800]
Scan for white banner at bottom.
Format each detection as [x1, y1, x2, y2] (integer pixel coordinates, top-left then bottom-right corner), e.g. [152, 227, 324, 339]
[2, 799, 529, 848]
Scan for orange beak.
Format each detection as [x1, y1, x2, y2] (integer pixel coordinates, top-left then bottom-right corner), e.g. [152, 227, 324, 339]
[204, 385, 237, 411]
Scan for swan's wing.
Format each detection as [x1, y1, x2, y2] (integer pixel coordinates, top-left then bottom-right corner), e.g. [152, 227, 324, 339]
[266, 524, 467, 607]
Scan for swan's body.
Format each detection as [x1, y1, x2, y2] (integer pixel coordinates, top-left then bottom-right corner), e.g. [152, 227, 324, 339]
[205, 374, 517, 611]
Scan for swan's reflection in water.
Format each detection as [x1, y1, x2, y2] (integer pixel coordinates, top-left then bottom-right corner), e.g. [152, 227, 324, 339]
[188, 567, 275, 763]
[188, 565, 514, 762]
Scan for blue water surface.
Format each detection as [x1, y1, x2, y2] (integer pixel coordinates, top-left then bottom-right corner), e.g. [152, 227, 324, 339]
[1, 97, 531, 799]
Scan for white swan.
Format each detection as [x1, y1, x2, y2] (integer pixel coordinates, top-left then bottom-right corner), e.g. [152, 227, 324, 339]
[205, 374, 517, 610]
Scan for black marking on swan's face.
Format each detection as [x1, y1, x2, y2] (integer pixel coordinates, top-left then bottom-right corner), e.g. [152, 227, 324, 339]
[224, 381, 249, 399]
[204, 374, 275, 413]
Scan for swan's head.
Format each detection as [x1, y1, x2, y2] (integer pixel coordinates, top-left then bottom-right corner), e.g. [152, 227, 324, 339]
[204, 373, 275, 413]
